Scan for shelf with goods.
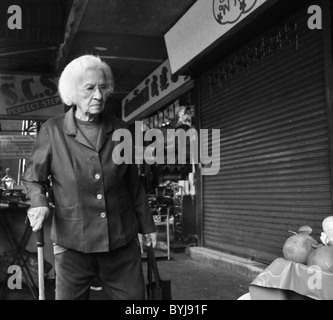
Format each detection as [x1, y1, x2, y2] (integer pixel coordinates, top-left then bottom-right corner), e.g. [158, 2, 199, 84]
[144, 181, 193, 255]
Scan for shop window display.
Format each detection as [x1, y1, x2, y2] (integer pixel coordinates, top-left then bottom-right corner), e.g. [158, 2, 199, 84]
[140, 93, 197, 248]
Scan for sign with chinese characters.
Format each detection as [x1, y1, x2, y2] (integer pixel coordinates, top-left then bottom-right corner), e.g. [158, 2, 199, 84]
[213, 0, 258, 25]
[0, 74, 64, 119]
[121, 60, 191, 122]
[0, 135, 36, 159]
[208, 20, 299, 98]
[165, 0, 269, 74]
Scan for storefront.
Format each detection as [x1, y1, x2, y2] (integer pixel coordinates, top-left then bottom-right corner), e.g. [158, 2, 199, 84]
[0, 74, 64, 284]
[122, 59, 198, 245]
[165, 0, 333, 263]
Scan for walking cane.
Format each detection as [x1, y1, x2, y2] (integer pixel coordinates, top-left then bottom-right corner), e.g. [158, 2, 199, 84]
[36, 228, 45, 300]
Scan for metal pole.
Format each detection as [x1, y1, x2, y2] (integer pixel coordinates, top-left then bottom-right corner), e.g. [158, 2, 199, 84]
[36, 229, 45, 300]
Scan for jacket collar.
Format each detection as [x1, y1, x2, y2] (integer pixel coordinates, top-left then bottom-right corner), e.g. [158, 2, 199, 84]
[63, 107, 114, 152]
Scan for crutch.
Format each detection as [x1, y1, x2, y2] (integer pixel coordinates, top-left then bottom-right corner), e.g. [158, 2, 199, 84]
[36, 228, 45, 300]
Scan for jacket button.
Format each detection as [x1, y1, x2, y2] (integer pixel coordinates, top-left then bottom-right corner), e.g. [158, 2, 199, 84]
[100, 212, 106, 218]
[97, 194, 103, 200]
[95, 174, 101, 180]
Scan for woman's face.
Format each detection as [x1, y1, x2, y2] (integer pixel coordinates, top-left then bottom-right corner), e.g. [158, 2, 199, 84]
[75, 68, 108, 121]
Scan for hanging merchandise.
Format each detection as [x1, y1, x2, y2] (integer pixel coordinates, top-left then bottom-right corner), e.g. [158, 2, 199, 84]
[188, 172, 195, 197]
[157, 111, 163, 127]
[176, 106, 192, 128]
[149, 116, 154, 129]
[153, 115, 158, 128]
[168, 104, 175, 120]
[163, 108, 170, 126]
[142, 119, 150, 131]
[173, 189, 183, 242]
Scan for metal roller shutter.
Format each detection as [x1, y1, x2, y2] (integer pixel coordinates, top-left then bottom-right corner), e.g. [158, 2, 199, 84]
[199, 9, 332, 263]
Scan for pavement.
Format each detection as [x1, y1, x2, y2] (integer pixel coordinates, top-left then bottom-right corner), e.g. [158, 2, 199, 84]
[1, 245, 264, 301]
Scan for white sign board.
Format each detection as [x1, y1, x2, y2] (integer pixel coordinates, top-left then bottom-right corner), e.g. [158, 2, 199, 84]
[0, 74, 64, 118]
[0, 135, 36, 159]
[165, 0, 269, 74]
[122, 60, 191, 122]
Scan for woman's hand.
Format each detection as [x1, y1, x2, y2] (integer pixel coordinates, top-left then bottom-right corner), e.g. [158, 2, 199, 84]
[27, 206, 50, 232]
[139, 232, 157, 248]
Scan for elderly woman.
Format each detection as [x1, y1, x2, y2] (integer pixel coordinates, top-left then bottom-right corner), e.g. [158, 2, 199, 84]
[22, 54, 156, 300]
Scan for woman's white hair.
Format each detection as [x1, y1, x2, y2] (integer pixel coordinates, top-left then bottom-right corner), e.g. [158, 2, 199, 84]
[58, 54, 114, 106]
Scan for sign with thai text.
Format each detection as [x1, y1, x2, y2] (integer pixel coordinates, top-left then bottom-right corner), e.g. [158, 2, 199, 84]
[121, 60, 191, 122]
[0, 74, 64, 118]
[0, 135, 36, 159]
[165, 0, 270, 74]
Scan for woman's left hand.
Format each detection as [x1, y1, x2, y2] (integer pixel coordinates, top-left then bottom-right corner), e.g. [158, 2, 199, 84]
[140, 232, 157, 248]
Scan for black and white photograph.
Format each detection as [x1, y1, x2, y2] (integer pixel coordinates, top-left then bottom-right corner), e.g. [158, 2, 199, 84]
[0, 0, 332, 310]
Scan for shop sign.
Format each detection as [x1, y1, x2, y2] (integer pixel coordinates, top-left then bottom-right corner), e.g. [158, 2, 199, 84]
[121, 60, 191, 122]
[208, 20, 298, 98]
[165, 0, 270, 74]
[213, 0, 258, 25]
[0, 135, 36, 159]
[0, 74, 64, 118]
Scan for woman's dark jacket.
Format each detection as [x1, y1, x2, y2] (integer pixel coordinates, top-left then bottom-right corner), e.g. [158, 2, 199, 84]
[22, 107, 156, 253]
